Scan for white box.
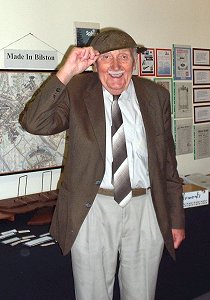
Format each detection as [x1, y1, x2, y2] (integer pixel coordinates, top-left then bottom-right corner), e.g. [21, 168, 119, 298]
[183, 184, 209, 208]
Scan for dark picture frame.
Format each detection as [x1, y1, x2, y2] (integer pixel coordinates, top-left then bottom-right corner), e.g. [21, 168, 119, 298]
[193, 87, 210, 103]
[194, 105, 210, 124]
[193, 48, 210, 66]
[193, 69, 210, 85]
[0, 69, 65, 175]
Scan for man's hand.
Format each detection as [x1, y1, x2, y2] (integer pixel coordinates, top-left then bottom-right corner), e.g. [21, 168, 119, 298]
[172, 228, 185, 249]
[56, 46, 100, 85]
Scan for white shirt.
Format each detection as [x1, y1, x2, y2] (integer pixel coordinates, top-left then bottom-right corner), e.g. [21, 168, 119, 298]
[100, 80, 150, 189]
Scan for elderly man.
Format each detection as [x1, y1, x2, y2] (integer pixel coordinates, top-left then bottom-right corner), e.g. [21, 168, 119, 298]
[20, 29, 185, 300]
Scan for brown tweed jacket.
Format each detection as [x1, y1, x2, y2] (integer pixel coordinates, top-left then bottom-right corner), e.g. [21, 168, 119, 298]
[20, 72, 185, 260]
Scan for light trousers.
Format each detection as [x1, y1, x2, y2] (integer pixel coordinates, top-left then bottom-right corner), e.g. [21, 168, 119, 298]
[71, 190, 164, 300]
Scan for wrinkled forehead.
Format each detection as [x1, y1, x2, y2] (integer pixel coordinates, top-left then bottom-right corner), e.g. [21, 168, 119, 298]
[98, 48, 136, 60]
[100, 48, 132, 55]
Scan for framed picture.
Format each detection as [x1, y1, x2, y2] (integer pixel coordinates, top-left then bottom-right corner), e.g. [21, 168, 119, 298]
[193, 88, 210, 103]
[139, 48, 155, 76]
[173, 44, 192, 80]
[193, 48, 210, 66]
[74, 21, 100, 47]
[154, 78, 173, 112]
[194, 105, 210, 123]
[0, 69, 66, 175]
[155, 48, 172, 77]
[193, 69, 210, 85]
[173, 81, 192, 118]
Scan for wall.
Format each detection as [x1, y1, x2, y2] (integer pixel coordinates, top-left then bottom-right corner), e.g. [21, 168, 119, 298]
[0, 0, 210, 199]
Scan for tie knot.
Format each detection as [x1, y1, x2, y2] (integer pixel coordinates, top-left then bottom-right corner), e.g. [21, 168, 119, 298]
[113, 95, 120, 101]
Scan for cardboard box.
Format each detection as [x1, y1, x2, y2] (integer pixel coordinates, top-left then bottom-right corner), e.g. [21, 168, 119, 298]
[185, 174, 210, 191]
[182, 183, 209, 208]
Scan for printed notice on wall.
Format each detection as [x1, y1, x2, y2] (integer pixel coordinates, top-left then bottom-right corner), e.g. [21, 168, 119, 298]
[194, 124, 210, 159]
[4, 49, 58, 69]
[175, 118, 193, 155]
[174, 81, 192, 118]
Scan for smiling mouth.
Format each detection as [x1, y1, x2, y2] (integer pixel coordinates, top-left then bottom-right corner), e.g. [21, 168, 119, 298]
[108, 71, 124, 78]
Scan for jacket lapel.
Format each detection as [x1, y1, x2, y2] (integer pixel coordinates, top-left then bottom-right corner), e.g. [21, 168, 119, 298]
[133, 77, 157, 149]
[84, 78, 106, 161]
[132, 77, 158, 185]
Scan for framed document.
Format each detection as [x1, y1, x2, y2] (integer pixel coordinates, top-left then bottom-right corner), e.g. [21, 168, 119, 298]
[193, 88, 210, 103]
[154, 78, 173, 112]
[193, 69, 210, 85]
[155, 48, 172, 77]
[174, 81, 192, 118]
[174, 118, 193, 155]
[194, 105, 210, 123]
[193, 48, 210, 66]
[139, 48, 155, 76]
[173, 44, 192, 80]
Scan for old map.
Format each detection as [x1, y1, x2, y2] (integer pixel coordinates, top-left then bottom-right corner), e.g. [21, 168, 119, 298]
[0, 71, 66, 174]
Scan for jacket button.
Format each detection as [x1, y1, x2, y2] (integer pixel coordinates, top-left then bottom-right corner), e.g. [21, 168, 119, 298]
[95, 180, 101, 185]
[85, 202, 92, 208]
[56, 87, 61, 92]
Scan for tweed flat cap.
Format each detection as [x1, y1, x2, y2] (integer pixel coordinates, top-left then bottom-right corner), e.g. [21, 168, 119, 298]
[90, 29, 146, 54]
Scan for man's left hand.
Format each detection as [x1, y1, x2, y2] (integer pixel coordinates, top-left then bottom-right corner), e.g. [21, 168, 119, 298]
[172, 229, 185, 249]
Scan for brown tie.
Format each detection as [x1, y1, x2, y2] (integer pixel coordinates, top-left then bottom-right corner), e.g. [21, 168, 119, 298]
[111, 95, 132, 205]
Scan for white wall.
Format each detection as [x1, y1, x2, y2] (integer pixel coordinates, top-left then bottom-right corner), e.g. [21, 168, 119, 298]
[0, 0, 210, 199]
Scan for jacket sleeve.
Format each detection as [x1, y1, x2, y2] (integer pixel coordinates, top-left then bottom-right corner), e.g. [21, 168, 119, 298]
[19, 75, 70, 135]
[163, 91, 185, 229]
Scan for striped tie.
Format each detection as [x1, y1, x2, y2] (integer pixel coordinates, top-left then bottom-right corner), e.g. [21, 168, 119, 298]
[112, 95, 132, 206]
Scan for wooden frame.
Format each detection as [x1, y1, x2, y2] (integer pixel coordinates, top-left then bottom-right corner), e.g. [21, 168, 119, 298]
[193, 69, 210, 85]
[193, 87, 210, 103]
[193, 48, 210, 66]
[194, 105, 210, 124]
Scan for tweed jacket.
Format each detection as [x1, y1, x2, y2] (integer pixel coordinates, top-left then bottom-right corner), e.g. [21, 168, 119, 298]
[20, 72, 185, 260]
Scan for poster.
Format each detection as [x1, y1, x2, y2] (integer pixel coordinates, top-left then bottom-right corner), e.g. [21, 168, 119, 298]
[173, 44, 192, 80]
[74, 22, 100, 47]
[0, 70, 66, 174]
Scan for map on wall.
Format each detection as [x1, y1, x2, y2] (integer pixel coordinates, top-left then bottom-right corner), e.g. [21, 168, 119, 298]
[0, 70, 66, 174]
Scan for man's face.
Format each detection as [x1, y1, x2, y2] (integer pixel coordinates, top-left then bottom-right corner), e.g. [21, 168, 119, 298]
[95, 48, 136, 95]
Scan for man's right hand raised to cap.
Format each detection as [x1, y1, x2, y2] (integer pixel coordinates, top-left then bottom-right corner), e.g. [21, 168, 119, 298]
[56, 46, 100, 85]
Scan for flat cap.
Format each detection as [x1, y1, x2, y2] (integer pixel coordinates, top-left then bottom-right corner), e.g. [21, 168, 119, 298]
[90, 29, 146, 54]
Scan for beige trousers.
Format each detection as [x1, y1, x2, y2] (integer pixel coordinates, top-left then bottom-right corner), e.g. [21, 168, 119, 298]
[71, 190, 164, 300]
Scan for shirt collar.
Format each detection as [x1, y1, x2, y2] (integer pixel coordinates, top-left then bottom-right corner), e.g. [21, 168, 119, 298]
[102, 80, 134, 103]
